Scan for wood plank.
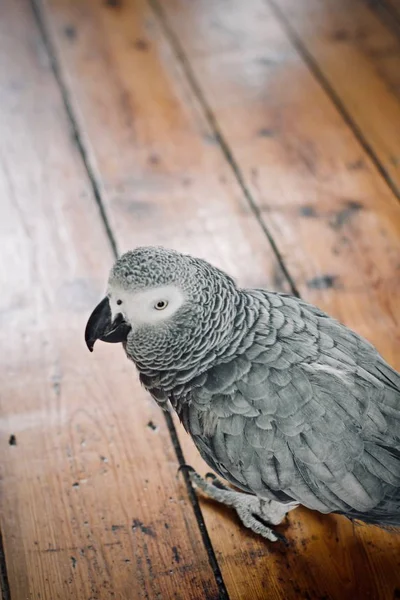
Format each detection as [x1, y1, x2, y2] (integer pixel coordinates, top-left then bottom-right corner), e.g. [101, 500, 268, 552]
[42, 0, 289, 290]
[160, 0, 400, 364]
[379, 0, 400, 21]
[371, 0, 400, 48]
[149, 4, 400, 597]
[274, 0, 400, 98]
[267, 0, 400, 196]
[0, 1, 223, 598]
[38, 1, 314, 599]
[41, 0, 400, 599]
[163, 0, 400, 196]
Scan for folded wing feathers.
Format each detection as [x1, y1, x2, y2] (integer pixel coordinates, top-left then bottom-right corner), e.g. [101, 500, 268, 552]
[186, 292, 399, 521]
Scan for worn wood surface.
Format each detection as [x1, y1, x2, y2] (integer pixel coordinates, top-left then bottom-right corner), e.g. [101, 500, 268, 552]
[0, 1, 223, 599]
[379, 0, 400, 21]
[267, 0, 400, 197]
[161, 0, 400, 200]
[160, 0, 400, 363]
[1, 0, 400, 598]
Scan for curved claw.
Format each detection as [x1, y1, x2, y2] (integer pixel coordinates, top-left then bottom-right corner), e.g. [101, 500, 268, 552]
[177, 464, 196, 476]
[274, 530, 290, 547]
[205, 472, 230, 490]
[252, 513, 289, 546]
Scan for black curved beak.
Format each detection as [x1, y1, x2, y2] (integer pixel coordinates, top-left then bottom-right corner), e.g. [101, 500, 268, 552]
[85, 297, 131, 352]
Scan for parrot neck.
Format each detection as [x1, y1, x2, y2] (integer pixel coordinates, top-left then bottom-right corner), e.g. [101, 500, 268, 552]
[130, 289, 262, 403]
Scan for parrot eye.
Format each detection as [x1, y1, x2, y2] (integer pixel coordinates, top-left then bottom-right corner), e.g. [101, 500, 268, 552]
[116, 299, 122, 306]
[155, 300, 168, 310]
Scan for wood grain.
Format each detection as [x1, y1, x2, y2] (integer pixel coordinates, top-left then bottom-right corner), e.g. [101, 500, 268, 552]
[160, 0, 400, 363]
[161, 0, 400, 196]
[0, 1, 222, 599]
[41, 0, 289, 291]
[148, 0, 400, 596]
[11, 0, 400, 598]
[379, 0, 400, 21]
[39, 0, 310, 598]
[269, 0, 400, 197]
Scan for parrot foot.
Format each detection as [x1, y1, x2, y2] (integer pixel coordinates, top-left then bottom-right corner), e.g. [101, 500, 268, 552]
[186, 469, 296, 543]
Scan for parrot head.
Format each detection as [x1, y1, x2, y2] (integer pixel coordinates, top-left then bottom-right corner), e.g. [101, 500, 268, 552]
[85, 246, 238, 371]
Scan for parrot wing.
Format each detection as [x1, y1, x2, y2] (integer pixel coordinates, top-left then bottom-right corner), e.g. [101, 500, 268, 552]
[184, 291, 400, 523]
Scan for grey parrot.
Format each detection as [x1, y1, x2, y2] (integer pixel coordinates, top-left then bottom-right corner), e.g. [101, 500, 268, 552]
[85, 246, 400, 541]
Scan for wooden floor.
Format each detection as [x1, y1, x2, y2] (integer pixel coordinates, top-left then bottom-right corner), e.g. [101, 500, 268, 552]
[1, 0, 400, 598]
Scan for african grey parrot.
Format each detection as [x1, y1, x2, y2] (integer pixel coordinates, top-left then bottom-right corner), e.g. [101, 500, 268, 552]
[85, 246, 400, 541]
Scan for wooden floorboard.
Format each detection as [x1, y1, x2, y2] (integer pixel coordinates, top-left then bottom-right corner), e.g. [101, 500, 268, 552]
[267, 0, 400, 198]
[159, 0, 400, 195]
[40, 0, 400, 599]
[379, 0, 400, 21]
[1, 0, 400, 598]
[39, 1, 296, 596]
[149, 0, 400, 596]
[0, 1, 223, 599]
[370, 0, 400, 44]
[159, 0, 400, 362]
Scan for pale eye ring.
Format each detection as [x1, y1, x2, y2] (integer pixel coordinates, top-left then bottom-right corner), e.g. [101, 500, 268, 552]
[155, 300, 168, 310]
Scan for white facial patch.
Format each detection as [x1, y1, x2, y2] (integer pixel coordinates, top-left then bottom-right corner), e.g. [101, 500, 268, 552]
[108, 284, 185, 328]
